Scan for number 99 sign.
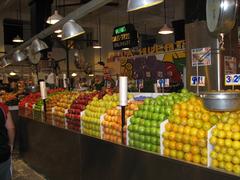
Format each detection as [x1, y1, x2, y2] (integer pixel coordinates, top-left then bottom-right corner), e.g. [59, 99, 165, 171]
[225, 74, 240, 86]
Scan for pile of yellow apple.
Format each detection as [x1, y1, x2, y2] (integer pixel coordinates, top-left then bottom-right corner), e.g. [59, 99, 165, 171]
[163, 96, 221, 166]
[52, 92, 79, 128]
[102, 101, 141, 144]
[210, 111, 240, 175]
[81, 94, 119, 138]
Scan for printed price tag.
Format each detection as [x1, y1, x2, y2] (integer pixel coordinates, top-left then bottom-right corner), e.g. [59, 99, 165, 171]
[190, 76, 205, 86]
[225, 74, 240, 86]
[157, 79, 170, 88]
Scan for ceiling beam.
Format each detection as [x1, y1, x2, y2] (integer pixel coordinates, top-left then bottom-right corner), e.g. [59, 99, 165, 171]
[7, 0, 113, 56]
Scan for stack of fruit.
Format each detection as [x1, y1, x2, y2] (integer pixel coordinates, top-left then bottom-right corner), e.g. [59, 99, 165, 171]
[102, 101, 142, 144]
[45, 92, 65, 124]
[33, 99, 45, 121]
[65, 92, 98, 132]
[18, 92, 41, 118]
[81, 93, 120, 138]
[210, 111, 240, 175]
[52, 92, 79, 128]
[163, 95, 221, 166]
[128, 90, 193, 153]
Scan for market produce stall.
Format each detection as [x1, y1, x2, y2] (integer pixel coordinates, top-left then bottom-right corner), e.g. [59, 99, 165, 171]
[17, 89, 240, 180]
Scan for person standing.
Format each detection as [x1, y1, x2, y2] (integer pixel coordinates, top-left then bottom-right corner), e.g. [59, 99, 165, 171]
[0, 102, 15, 180]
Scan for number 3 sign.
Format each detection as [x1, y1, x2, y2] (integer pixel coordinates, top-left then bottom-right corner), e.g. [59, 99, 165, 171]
[225, 74, 240, 86]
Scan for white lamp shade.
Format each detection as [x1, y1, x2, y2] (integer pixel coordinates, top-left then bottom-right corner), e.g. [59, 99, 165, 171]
[62, 20, 85, 40]
[93, 42, 102, 49]
[31, 38, 48, 53]
[46, 10, 63, 25]
[13, 35, 24, 43]
[13, 50, 27, 62]
[54, 29, 62, 33]
[158, 24, 174, 35]
[127, 0, 164, 12]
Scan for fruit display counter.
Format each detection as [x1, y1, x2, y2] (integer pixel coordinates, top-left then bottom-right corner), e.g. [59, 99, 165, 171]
[18, 90, 240, 179]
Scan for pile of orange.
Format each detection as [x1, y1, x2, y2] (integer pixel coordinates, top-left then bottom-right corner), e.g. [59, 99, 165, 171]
[163, 96, 221, 166]
[210, 111, 240, 175]
[102, 101, 142, 144]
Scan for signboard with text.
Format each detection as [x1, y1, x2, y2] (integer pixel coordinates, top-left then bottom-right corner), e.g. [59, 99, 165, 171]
[225, 74, 240, 86]
[112, 24, 138, 50]
[190, 76, 205, 86]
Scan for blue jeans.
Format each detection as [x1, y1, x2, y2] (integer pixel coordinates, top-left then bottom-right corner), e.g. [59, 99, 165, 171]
[0, 158, 11, 180]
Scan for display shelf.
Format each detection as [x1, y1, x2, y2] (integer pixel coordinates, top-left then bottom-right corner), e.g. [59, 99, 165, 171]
[19, 116, 239, 180]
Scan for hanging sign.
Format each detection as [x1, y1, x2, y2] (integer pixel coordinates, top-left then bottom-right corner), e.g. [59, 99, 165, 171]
[225, 74, 240, 86]
[112, 24, 138, 50]
[190, 76, 205, 86]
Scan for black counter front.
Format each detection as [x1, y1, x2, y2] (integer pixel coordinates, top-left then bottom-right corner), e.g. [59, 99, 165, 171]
[19, 116, 239, 180]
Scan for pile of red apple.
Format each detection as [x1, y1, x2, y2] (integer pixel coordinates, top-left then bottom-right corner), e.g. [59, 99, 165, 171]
[66, 92, 98, 132]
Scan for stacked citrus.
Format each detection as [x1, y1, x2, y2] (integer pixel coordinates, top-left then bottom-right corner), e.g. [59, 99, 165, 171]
[210, 111, 240, 175]
[163, 96, 221, 166]
[102, 101, 142, 144]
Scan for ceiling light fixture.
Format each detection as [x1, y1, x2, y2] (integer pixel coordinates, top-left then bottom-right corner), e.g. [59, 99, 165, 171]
[127, 0, 164, 12]
[93, 17, 102, 49]
[71, 73, 77, 77]
[13, 35, 24, 43]
[9, 71, 16, 76]
[54, 29, 62, 34]
[88, 74, 94, 77]
[122, 47, 130, 51]
[31, 38, 48, 53]
[158, 0, 174, 35]
[46, 10, 63, 25]
[93, 42, 102, 49]
[57, 34, 62, 38]
[62, 19, 85, 41]
[13, 50, 27, 62]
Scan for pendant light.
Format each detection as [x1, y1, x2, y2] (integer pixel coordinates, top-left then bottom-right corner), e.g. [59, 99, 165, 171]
[158, 0, 173, 35]
[127, 0, 164, 12]
[62, 19, 85, 40]
[31, 38, 48, 53]
[46, 0, 63, 25]
[13, 50, 27, 62]
[93, 17, 102, 49]
[12, 0, 24, 43]
[9, 71, 17, 76]
[13, 35, 24, 43]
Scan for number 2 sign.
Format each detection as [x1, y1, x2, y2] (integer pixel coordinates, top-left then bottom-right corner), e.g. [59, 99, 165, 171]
[225, 74, 240, 86]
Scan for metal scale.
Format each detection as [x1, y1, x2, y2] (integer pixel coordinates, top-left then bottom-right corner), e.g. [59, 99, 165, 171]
[201, 0, 240, 111]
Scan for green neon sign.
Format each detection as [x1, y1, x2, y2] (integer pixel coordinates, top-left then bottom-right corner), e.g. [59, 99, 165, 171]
[115, 26, 127, 35]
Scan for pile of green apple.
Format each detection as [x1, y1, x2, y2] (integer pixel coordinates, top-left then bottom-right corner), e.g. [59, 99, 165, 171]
[81, 94, 120, 138]
[128, 89, 193, 153]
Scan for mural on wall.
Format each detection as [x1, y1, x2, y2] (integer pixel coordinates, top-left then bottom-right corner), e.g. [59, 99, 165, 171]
[107, 40, 186, 81]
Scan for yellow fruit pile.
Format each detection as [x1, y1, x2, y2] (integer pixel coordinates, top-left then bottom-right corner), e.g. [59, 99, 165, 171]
[52, 92, 79, 128]
[210, 111, 240, 175]
[163, 96, 220, 165]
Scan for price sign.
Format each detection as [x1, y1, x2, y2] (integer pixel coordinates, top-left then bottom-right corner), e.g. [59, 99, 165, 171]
[225, 74, 240, 86]
[190, 76, 205, 86]
[157, 79, 170, 88]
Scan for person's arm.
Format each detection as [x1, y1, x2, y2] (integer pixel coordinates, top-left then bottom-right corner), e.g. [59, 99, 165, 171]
[5, 112, 15, 152]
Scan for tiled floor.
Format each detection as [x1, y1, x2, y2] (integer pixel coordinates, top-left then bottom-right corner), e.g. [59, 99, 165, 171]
[12, 159, 46, 180]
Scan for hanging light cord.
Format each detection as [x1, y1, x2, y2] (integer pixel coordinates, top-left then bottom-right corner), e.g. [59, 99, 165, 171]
[164, 0, 167, 24]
